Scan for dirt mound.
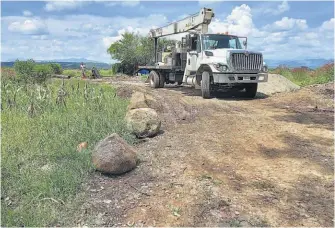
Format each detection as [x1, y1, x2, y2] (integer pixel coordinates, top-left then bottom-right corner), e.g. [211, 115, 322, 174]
[258, 74, 300, 95]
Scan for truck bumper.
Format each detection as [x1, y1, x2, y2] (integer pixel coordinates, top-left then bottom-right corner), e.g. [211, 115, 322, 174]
[212, 73, 268, 84]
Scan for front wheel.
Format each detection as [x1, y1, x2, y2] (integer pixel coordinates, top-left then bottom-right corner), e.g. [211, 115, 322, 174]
[245, 83, 258, 98]
[201, 71, 211, 99]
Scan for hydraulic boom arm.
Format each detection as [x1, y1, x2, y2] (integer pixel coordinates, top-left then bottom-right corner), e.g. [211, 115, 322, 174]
[149, 8, 214, 38]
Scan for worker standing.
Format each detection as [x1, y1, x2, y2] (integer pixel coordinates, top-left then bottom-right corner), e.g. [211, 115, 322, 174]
[80, 62, 86, 79]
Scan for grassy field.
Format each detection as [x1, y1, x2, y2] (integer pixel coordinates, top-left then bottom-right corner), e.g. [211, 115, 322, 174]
[269, 62, 334, 86]
[63, 69, 114, 78]
[1, 68, 135, 226]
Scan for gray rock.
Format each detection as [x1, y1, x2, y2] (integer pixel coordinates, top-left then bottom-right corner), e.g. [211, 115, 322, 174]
[125, 108, 161, 138]
[92, 133, 137, 174]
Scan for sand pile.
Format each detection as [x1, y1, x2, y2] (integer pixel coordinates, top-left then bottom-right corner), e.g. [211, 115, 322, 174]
[258, 74, 300, 95]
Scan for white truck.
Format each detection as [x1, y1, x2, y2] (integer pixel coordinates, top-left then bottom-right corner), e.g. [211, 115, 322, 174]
[138, 8, 268, 98]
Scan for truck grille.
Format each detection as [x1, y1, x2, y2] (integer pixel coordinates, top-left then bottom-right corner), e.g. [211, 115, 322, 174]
[231, 53, 263, 71]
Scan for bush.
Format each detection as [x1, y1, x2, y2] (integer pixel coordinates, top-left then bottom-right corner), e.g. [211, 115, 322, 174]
[13, 59, 35, 83]
[32, 64, 53, 84]
[48, 63, 63, 74]
[13, 60, 54, 84]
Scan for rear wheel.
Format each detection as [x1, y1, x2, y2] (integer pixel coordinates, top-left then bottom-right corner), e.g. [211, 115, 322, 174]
[149, 70, 160, 88]
[201, 71, 211, 99]
[245, 83, 258, 98]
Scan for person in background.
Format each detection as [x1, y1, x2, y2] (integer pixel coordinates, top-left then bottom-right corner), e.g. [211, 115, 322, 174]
[80, 62, 86, 79]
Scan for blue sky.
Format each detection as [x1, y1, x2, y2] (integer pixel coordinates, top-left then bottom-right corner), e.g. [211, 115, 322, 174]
[1, 1, 334, 63]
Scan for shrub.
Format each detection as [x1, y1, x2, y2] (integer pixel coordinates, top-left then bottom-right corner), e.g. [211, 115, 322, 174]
[13, 59, 35, 83]
[48, 63, 63, 74]
[32, 64, 53, 84]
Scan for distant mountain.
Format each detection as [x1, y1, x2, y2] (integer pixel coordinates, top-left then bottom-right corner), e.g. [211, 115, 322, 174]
[40, 58, 106, 63]
[265, 59, 333, 69]
[1, 59, 112, 69]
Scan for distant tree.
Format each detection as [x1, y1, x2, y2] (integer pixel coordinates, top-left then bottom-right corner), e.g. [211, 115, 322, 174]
[14, 59, 35, 83]
[107, 32, 177, 75]
[14, 59, 52, 84]
[48, 63, 63, 74]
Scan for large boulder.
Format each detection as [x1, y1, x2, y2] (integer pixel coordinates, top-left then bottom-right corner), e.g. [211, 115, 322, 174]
[125, 108, 161, 138]
[92, 133, 137, 175]
[127, 91, 162, 111]
[127, 91, 149, 110]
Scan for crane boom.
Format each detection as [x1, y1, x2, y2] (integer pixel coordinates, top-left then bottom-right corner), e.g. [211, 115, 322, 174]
[149, 8, 214, 38]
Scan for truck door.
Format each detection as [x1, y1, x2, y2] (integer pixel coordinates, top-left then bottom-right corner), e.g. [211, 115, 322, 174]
[186, 35, 199, 74]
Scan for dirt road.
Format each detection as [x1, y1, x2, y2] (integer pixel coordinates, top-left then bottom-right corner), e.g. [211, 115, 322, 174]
[78, 77, 334, 227]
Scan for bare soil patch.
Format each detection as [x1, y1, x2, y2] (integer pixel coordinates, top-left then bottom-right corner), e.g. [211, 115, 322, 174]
[74, 77, 334, 227]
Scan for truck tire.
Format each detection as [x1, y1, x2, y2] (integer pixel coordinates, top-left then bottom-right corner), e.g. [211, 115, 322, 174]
[201, 71, 211, 99]
[158, 72, 165, 88]
[245, 83, 258, 98]
[149, 70, 160, 88]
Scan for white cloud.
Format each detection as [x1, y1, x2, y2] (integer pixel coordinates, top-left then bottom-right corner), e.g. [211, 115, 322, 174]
[261, 0, 290, 15]
[23, 10, 33, 16]
[264, 17, 308, 31]
[320, 18, 334, 31]
[105, 0, 140, 7]
[8, 19, 48, 35]
[44, 0, 84, 12]
[31, 35, 48, 40]
[209, 4, 255, 37]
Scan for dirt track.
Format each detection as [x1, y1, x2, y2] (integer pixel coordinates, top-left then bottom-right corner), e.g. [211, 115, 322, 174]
[78, 77, 334, 227]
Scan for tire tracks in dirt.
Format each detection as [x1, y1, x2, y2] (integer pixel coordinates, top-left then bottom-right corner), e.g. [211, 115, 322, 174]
[78, 80, 334, 227]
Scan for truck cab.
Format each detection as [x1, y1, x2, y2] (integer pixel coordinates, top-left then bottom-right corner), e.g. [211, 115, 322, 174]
[183, 33, 268, 98]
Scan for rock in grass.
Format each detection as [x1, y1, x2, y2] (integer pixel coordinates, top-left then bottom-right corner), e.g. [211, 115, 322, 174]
[127, 91, 149, 110]
[127, 91, 162, 111]
[92, 133, 137, 175]
[125, 108, 161, 138]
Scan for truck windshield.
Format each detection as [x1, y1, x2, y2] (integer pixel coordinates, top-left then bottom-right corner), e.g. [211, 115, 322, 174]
[202, 34, 243, 50]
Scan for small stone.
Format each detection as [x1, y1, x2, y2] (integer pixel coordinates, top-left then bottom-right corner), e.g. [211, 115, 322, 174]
[103, 200, 112, 204]
[235, 211, 240, 215]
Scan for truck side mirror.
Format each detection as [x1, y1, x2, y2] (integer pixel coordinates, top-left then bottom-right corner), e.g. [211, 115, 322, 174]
[243, 40, 247, 47]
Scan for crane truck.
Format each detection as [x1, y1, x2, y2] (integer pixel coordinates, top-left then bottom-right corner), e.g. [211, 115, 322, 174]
[138, 8, 268, 99]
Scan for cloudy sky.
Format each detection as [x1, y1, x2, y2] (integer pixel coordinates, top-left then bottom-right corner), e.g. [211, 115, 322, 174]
[1, 0, 334, 63]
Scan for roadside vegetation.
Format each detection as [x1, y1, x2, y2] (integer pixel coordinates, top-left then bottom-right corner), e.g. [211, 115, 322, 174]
[1, 60, 134, 226]
[270, 62, 334, 86]
[63, 69, 114, 78]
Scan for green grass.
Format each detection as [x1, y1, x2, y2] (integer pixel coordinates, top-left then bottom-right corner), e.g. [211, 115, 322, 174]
[63, 69, 114, 78]
[269, 63, 334, 87]
[1, 78, 135, 226]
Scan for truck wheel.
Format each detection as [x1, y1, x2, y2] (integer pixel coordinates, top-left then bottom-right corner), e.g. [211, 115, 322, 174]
[245, 83, 258, 98]
[149, 71, 160, 88]
[158, 72, 165, 88]
[201, 71, 211, 99]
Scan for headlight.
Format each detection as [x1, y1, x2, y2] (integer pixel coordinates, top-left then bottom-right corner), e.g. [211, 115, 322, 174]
[213, 63, 229, 72]
[262, 65, 268, 72]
